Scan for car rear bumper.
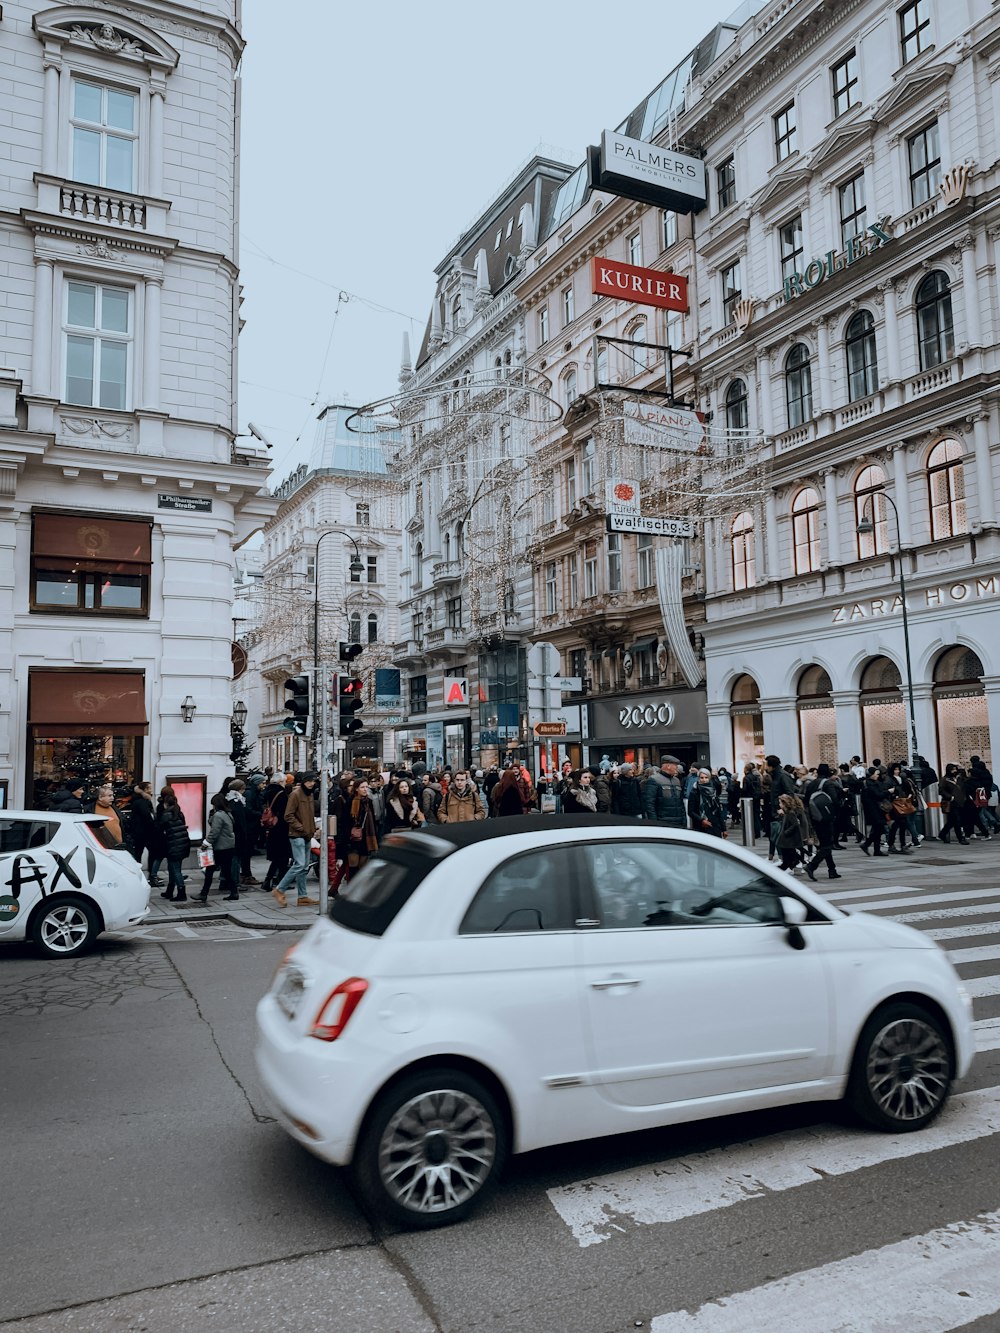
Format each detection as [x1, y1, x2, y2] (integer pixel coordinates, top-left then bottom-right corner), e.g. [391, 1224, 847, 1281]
[255, 995, 369, 1166]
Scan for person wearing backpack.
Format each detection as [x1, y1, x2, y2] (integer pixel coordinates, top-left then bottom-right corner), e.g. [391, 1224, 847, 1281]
[438, 770, 486, 823]
[803, 763, 841, 880]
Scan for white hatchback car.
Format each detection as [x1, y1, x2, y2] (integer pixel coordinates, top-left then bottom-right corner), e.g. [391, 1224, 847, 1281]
[0, 810, 150, 958]
[255, 815, 975, 1229]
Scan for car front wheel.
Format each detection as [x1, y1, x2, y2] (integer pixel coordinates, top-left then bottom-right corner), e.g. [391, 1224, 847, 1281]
[354, 1068, 507, 1228]
[31, 897, 99, 959]
[847, 1002, 953, 1132]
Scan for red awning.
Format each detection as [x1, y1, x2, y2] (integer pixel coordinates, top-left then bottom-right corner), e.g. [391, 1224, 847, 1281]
[29, 671, 148, 735]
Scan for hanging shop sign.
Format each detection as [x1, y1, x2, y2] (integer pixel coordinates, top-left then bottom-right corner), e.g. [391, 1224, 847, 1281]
[443, 676, 469, 706]
[606, 478, 641, 519]
[622, 399, 705, 451]
[589, 130, 706, 213]
[607, 513, 694, 536]
[782, 218, 893, 302]
[590, 257, 688, 311]
[375, 668, 402, 710]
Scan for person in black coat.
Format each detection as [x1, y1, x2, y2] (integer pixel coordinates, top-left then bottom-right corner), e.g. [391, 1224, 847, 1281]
[803, 764, 841, 879]
[156, 788, 190, 901]
[860, 769, 890, 856]
[261, 779, 292, 893]
[687, 769, 727, 837]
[225, 780, 257, 885]
[50, 781, 85, 813]
[611, 763, 644, 818]
[129, 781, 156, 869]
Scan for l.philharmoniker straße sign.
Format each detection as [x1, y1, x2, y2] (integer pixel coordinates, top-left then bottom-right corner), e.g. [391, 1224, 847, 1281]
[831, 576, 999, 623]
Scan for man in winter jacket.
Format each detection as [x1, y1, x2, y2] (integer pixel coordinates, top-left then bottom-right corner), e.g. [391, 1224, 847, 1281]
[766, 755, 796, 801]
[271, 772, 319, 908]
[642, 756, 686, 827]
[438, 770, 486, 823]
[419, 774, 443, 823]
[50, 781, 85, 813]
[591, 767, 613, 813]
[129, 781, 157, 867]
[611, 763, 644, 818]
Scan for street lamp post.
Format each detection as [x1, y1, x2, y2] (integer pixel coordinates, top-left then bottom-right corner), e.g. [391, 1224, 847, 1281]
[856, 493, 919, 766]
[312, 529, 364, 920]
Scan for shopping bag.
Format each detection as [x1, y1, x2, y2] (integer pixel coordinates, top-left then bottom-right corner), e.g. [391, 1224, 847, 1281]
[198, 845, 214, 869]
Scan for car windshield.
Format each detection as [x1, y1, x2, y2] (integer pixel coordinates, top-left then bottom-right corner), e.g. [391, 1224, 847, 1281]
[329, 852, 431, 937]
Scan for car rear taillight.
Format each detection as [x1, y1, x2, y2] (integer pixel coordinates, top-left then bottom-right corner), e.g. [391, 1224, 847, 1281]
[269, 943, 298, 989]
[309, 977, 368, 1042]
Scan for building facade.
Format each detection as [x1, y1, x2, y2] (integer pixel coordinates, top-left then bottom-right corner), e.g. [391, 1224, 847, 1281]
[0, 2, 274, 820]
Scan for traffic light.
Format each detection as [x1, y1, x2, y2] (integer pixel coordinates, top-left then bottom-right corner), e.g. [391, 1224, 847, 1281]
[339, 641, 364, 663]
[338, 674, 364, 735]
[282, 674, 310, 735]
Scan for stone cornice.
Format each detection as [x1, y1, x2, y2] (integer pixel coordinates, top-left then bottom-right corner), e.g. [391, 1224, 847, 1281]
[20, 208, 178, 258]
[98, 0, 245, 64]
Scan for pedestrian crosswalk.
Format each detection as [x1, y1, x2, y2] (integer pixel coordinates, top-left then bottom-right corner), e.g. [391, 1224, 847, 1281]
[546, 875, 1000, 1330]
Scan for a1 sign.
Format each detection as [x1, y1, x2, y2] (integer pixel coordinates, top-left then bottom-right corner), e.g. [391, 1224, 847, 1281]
[444, 676, 468, 706]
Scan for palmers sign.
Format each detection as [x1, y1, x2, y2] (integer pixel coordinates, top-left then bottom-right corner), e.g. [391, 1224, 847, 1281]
[783, 218, 893, 301]
[588, 130, 706, 213]
[591, 257, 688, 311]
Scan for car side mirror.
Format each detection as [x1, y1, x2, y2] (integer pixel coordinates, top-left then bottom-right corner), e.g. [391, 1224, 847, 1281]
[779, 895, 808, 950]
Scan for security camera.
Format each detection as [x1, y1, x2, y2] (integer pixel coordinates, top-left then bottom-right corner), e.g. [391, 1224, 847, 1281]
[247, 422, 274, 448]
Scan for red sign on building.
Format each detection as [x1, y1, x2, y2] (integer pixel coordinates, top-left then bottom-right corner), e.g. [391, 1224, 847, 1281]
[590, 257, 688, 311]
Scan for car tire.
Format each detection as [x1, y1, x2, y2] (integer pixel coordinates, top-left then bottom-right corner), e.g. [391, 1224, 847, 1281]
[847, 1001, 953, 1132]
[30, 896, 100, 960]
[353, 1068, 508, 1229]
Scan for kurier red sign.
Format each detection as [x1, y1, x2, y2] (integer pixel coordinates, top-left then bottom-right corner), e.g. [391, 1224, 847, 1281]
[591, 256, 688, 312]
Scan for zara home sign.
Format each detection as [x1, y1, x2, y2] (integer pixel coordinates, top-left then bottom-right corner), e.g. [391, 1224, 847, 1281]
[783, 218, 893, 301]
[831, 576, 1000, 623]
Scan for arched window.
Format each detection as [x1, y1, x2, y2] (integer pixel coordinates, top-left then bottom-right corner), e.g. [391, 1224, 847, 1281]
[595, 345, 608, 386]
[731, 510, 755, 590]
[443, 531, 451, 560]
[845, 311, 877, 401]
[455, 521, 464, 558]
[854, 464, 889, 557]
[367, 612, 378, 645]
[859, 655, 905, 765]
[797, 665, 836, 769]
[933, 646, 988, 768]
[414, 540, 423, 588]
[563, 367, 577, 406]
[791, 487, 821, 574]
[503, 348, 512, 377]
[785, 343, 813, 427]
[730, 674, 763, 770]
[928, 439, 967, 540]
[630, 321, 648, 372]
[451, 294, 462, 330]
[348, 611, 362, 644]
[916, 271, 954, 370]
[725, 378, 749, 433]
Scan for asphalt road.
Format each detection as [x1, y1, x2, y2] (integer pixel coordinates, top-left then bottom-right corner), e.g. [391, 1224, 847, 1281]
[2, 862, 999, 1333]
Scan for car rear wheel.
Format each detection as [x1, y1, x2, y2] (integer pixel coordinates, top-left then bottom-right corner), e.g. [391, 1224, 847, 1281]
[354, 1068, 507, 1228]
[31, 897, 99, 959]
[847, 1002, 953, 1132]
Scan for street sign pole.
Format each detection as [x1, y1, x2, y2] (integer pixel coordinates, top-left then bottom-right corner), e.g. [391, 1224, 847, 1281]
[318, 665, 330, 918]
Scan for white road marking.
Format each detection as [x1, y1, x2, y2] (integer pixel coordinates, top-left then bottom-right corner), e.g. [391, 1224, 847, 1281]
[947, 943, 1000, 964]
[895, 903, 1000, 924]
[928, 922, 1000, 940]
[966, 975, 1000, 998]
[546, 1086, 1000, 1248]
[650, 1207, 1000, 1332]
[977, 1018, 1000, 1052]
[832, 887, 1000, 912]
[825, 883, 928, 902]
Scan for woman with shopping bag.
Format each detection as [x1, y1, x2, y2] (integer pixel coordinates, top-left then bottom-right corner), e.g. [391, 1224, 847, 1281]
[335, 778, 379, 880]
[196, 794, 238, 902]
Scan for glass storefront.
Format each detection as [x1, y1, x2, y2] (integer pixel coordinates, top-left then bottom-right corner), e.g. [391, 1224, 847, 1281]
[797, 665, 837, 768]
[731, 674, 764, 772]
[859, 656, 906, 764]
[478, 641, 526, 767]
[933, 646, 990, 767]
[31, 733, 141, 809]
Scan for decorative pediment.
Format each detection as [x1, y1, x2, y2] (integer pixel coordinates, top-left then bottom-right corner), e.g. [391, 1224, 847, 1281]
[697, 208, 750, 263]
[873, 59, 954, 125]
[33, 7, 180, 72]
[808, 118, 874, 175]
[753, 167, 812, 216]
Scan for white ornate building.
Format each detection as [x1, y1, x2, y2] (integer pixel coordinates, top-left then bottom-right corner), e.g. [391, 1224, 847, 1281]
[0, 2, 274, 822]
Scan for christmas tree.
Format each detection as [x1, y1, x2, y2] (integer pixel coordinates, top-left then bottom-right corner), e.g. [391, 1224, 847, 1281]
[63, 734, 111, 803]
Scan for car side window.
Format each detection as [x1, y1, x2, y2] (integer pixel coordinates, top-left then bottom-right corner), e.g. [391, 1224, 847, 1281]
[459, 846, 575, 934]
[579, 840, 784, 929]
[0, 820, 57, 853]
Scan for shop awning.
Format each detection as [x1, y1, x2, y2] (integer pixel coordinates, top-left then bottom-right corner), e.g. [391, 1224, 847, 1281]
[29, 671, 148, 735]
[628, 636, 657, 655]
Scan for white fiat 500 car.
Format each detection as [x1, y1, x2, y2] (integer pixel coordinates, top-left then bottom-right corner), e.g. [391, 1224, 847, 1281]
[0, 810, 150, 958]
[255, 815, 974, 1229]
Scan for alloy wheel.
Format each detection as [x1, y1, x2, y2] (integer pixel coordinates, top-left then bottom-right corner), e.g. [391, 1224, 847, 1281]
[38, 904, 93, 955]
[865, 1016, 951, 1122]
[377, 1088, 497, 1215]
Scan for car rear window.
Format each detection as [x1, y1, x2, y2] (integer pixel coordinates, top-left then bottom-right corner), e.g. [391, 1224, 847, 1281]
[329, 851, 434, 937]
[85, 820, 128, 850]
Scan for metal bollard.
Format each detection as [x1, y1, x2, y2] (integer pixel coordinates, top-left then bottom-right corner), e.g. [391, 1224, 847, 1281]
[923, 782, 942, 839]
[740, 796, 756, 847]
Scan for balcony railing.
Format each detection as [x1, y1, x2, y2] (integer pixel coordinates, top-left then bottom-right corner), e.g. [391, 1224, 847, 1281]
[905, 361, 957, 401]
[33, 174, 171, 235]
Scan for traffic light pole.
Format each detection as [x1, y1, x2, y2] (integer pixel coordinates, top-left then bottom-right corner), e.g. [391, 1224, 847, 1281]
[318, 664, 330, 918]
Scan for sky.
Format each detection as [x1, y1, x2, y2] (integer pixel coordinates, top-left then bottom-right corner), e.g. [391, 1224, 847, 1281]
[237, 0, 741, 486]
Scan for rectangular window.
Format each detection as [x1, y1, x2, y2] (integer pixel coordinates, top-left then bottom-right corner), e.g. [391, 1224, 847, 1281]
[831, 51, 859, 117]
[562, 286, 575, 327]
[305, 555, 316, 583]
[583, 541, 598, 598]
[568, 553, 578, 605]
[839, 172, 867, 248]
[367, 555, 378, 584]
[716, 156, 736, 211]
[607, 533, 622, 593]
[721, 260, 742, 326]
[899, 0, 930, 63]
[64, 281, 131, 410]
[662, 209, 678, 248]
[569, 648, 586, 681]
[908, 121, 941, 206]
[409, 675, 427, 714]
[542, 472, 555, 524]
[566, 459, 577, 510]
[774, 102, 797, 162]
[580, 437, 596, 495]
[30, 512, 151, 617]
[779, 216, 804, 282]
[538, 306, 549, 344]
[637, 533, 654, 588]
[446, 596, 462, 629]
[71, 79, 137, 191]
[412, 611, 423, 643]
[667, 307, 684, 347]
[545, 561, 557, 615]
[627, 231, 642, 266]
[356, 503, 370, 526]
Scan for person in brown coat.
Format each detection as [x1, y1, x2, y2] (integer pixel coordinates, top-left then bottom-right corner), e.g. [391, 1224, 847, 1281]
[271, 772, 319, 907]
[438, 770, 486, 823]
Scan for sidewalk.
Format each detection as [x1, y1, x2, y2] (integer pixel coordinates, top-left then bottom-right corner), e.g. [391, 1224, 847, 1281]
[145, 830, 1000, 931]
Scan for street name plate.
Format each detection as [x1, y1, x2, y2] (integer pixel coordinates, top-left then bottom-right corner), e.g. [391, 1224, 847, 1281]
[606, 514, 694, 537]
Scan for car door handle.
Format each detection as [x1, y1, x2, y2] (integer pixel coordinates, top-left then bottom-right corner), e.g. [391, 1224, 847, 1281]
[591, 976, 641, 989]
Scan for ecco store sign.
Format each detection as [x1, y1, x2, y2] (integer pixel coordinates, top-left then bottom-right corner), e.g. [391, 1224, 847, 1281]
[782, 218, 893, 302]
[620, 701, 676, 730]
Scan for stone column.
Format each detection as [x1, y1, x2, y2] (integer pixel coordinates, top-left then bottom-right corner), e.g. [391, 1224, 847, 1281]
[879, 279, 901, 384]
[764, 493, 779, 581]
[888, 442, 912, 545]
[706, 699, 732, 770]
[830, 689, 863, 765]
[815, 318, 830, 415]
[982, 677, 1000, 780]
[822, 468, 841, 566]
[909, 682, 938, 772]
[142, 277, 162, 410]
[758, 696, 798, 762]
[971, 411, 996, 527]
[58, 65, 71, 177]
[149, 82, 165, 196]
[958, 233, 981, 349]
[758, 352, 774, 437]
[42, 56, 60, 175]
[31, 259, 54, 397]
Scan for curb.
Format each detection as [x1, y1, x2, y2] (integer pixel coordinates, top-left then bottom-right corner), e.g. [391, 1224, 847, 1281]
[163, 906, 320, 931]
